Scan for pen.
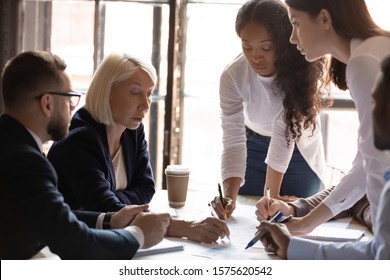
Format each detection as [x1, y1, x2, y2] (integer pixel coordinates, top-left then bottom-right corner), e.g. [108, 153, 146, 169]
[266, 186, 270, 211]
[218, 183, 225, 207]
[279, 214, 292, 223]
[218, 183, 228, 220]
[245, 211, 283, 250]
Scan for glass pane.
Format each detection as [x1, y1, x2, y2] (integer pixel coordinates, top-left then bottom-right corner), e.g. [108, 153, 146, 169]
[103, 2, 170, 188]
[182, 0, 390, 193]
[366, 0, 390, 30]
[22, 0, 169, 189]
[51, 1, 95, 91]
[182, 3, 242, 191]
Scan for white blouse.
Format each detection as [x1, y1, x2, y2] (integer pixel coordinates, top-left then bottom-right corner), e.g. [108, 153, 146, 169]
[220, 53, 329, 188]
[112, 145, 127, 191]
[323, 36, 390, 231]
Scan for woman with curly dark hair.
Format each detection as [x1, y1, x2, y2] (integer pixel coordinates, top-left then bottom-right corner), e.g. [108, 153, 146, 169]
[212, 0, 329, 219]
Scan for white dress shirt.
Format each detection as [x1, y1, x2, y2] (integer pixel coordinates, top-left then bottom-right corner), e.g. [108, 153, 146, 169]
[220, 53, 328, 188]
[288, 173, 390, 259]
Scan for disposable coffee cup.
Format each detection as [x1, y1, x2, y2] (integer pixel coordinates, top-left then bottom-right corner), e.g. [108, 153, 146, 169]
[165, 165, 190, 207]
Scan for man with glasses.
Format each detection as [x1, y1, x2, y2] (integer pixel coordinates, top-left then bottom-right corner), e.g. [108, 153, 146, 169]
[35, 91, 82, 109]
[0, 50, 170, 259]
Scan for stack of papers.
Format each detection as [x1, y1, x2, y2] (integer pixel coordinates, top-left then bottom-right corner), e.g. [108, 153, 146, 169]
[303, 227, 365, 242]
[134, 239, 184, 258]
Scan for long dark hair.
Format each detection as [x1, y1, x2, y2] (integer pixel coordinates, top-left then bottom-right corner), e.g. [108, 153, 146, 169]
[236, 0, 327, 143]
[285, 0, 390, 90]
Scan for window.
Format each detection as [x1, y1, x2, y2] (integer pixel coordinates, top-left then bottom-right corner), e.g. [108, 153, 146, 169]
[12, 0, 390, 192]
[182, 2, 243, 190]
[22, 0, 172, 188]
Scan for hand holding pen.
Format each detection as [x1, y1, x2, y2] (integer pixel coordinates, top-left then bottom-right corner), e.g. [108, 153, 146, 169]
[245, 211, 292, 249]
[245, 211, 284, 250]
[255, 216, 293, 259]
[218, 183, 228, 220]
[266, 186, 270, 212]
[255, 194, 295, 222]
[211, 183, 234, 220]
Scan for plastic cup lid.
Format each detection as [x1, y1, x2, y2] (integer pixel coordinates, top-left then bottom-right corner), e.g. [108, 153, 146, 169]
[165, 165, 190, 175]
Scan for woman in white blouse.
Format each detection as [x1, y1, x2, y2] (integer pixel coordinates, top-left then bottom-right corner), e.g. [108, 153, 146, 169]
[257, 55, 390, 260]
[265, 0, 390, 236]
[213, 0, 329, 218]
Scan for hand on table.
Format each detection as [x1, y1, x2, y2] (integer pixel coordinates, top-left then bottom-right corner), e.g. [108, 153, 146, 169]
[110, 204, 150, 229]
[185, 217, 230, 243]
[131, 212, 171, 249]
[257, 221, 292, 259]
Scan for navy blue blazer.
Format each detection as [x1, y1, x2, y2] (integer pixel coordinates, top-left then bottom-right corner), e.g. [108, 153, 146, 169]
[0, 114, 140, 259]
[48, 107, 155, 212]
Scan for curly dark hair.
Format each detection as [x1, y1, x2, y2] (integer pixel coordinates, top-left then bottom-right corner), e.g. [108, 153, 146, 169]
[236, 0, 329, 143]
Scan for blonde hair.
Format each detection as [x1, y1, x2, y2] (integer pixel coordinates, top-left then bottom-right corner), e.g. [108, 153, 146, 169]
[86, 53, 157, 125]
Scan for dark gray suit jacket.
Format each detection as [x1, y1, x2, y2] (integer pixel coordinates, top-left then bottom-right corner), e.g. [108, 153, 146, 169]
[0, 114, 140, 259]
[48, 106, 155, 212]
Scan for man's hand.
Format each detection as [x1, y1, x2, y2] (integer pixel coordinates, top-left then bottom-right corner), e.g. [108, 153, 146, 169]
[110, 204, 149, 229]
[166, 217, 230, 243]
[258, 221, 292, 259]
[131, 212, 171, 249]
[184, 217, 230, 243]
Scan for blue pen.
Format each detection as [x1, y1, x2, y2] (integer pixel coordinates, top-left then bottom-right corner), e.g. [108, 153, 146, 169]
[245, 211, 284, 250]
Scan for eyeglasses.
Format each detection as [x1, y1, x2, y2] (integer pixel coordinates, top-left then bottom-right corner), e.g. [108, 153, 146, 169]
[35, 91, 82, 107]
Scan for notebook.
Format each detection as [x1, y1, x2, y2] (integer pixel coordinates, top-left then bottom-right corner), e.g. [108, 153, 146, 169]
[134, 239, 184, 258]
[303, 227, 365, 242]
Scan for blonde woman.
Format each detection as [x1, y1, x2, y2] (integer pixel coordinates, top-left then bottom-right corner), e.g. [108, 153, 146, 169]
[48, 53, 229, 243]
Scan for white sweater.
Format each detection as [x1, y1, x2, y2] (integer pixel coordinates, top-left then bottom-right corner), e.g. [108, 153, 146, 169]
[323, 36, 390, 231]
[220, 54, 329, 188]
